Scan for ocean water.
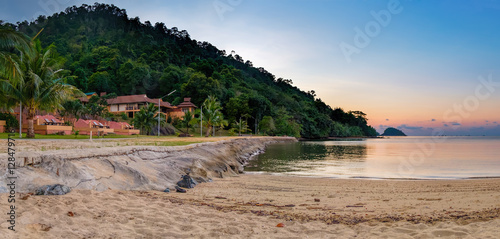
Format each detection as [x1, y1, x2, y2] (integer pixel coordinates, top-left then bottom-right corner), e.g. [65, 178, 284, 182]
[245, 136, 500, 179]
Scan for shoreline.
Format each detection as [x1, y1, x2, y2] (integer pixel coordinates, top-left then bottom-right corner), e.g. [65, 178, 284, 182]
[167, 174, 500, 224]
[243, 171, 500, 181]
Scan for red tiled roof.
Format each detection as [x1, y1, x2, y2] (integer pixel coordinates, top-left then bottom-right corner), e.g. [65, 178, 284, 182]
[106, 94, 173, 108]
[107, 121, 133, 130]
[146, 98, 173, 108]
[176, 98, 197, 108]
[35, 115, 62, 123]
[78, 94, 187, 108]
[74, 119, 92, 128]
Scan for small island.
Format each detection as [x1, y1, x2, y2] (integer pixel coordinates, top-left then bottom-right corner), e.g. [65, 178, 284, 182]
[381, 127, 407, 136]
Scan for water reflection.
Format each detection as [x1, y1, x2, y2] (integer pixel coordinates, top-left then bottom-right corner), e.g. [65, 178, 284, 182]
[246, 137, 500, 179]
[245, 141, 367, 174]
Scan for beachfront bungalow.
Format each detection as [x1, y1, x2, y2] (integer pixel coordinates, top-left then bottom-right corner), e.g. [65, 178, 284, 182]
[73, 119, 114, 135]
[106, 121, 140, 135]
[79, 93, 197, 119]
[21, 115, 73, 135]
[105, 94, 174, 119]
[168, 98, 197, 118]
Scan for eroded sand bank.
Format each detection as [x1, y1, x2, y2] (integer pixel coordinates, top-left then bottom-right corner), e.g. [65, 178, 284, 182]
[0, 137, 296, 192]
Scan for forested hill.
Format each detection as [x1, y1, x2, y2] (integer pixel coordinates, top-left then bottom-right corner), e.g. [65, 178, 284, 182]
[12, 3, 377, 138]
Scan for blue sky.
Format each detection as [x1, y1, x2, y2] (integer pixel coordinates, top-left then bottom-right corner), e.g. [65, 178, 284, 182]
[2, 0, 500, 135]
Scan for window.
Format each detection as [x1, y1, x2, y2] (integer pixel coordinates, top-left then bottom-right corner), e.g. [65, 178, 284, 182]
[126, 104, 136, 111]
[182, 108, 189, 113]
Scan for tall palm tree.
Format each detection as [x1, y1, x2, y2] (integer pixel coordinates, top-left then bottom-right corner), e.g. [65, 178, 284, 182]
[201, 95, 227, 137]
[0, 25, 31, 110]
[1, 40, 82, 138]
[0, 25, 30, 50]
[133, 103, 164, 135]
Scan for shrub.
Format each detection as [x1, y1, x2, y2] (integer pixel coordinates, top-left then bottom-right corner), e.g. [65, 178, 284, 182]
[0, 113, 19, 131]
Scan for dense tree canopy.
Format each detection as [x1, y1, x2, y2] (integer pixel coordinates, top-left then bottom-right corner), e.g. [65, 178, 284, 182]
[9, 3, 378, 138]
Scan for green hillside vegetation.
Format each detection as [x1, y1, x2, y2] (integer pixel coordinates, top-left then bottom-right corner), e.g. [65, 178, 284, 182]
[381, 127, 407, 136]
[6, 3, 377, 138]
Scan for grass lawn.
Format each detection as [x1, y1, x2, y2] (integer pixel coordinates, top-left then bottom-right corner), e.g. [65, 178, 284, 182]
[0, 133, 179, 140]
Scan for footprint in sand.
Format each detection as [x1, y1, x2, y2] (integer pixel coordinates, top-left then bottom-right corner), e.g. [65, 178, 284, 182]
[26, 223, 52, 231]
[432, 229, 469, 237]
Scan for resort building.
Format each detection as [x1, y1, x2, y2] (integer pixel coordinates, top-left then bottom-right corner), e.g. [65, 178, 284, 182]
[79, 93, 197, 119]
[21, 115, 73, 135]
[73, 119, 114, 135]
[167, 98, 197, 118]
[106, 121, 140, 135]
[105, 94, 174, 119]
[2, 93, 196, 136]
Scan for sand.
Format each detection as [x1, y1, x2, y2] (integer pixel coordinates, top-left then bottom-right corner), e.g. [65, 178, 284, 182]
[1, 175, 499, 238]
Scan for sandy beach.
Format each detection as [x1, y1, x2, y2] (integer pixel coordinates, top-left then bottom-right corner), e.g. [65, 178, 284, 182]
[1, 174, 499, 238]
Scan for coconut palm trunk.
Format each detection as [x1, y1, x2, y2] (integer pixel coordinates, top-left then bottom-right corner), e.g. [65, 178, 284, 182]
[27, 108, 36, 138]
[205, 125, 212, 137]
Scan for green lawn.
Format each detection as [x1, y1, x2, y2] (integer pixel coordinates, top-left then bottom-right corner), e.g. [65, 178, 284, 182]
[0, 133, 159, 140]
[0, 132, 233, 140]
[132, 141, 204, 146]
[0, 127, 258, 140]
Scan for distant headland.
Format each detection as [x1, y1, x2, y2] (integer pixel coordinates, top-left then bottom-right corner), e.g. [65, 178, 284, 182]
[381, 127, 407, 136]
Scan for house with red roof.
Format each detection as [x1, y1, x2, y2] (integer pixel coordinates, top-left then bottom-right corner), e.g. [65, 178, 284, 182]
[79, 93, 197, 119]
[168, 98, 197, 118]
[105, 94, 175, 119]
[73, 119, 114, 135]
[105, 120, 140, 135]
[20, 115, 73, 135]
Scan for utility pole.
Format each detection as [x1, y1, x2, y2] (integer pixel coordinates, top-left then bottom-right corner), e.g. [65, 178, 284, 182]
[19, 103, 22, 138]
[200, 106, 203, 137]
[255, 115, 258, 135]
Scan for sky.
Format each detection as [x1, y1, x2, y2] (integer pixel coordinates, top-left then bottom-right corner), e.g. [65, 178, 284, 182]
[1, 0, 500, 135]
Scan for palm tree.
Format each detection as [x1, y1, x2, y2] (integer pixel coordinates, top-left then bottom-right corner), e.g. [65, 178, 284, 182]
[1, 40, 82, 138]
[0, 25, 31, 50]
[0, 25, 31, 110]
[133, 103, 163, 135]
[181, 110, 195, 134]
[59, 99, 85, 121]
[201, 95, 227, 137]
[232, 119, 249, 136]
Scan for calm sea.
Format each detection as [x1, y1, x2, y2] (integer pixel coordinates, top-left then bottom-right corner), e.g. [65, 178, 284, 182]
[245, 136, 500, 179]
